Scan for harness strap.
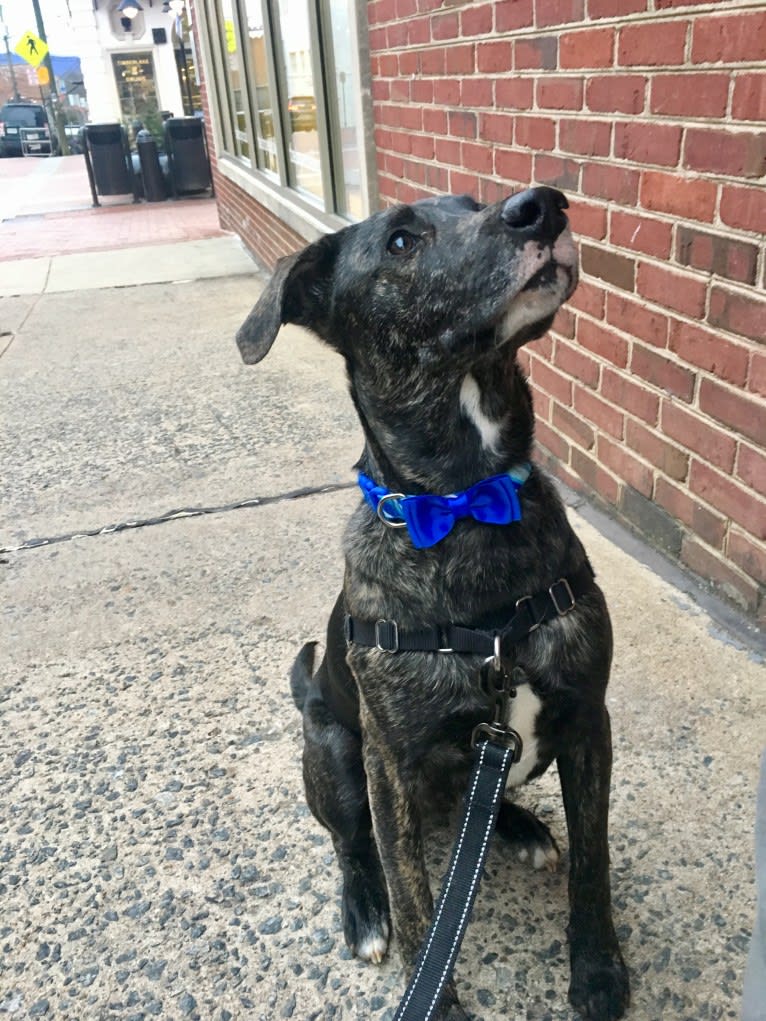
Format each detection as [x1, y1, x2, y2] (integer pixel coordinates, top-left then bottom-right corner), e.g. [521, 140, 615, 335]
[393, 737, 517, 1021]
[345, 560, 595, 657]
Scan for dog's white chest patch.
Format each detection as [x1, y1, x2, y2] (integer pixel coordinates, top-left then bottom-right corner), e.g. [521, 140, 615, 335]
[505, 684, 543, 788]
[459, 374, 504, 452]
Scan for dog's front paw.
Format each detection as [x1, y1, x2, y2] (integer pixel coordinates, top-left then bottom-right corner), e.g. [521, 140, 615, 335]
[355, 917, 390, 964]
[496, 801, 560, 872]
[341, 868, 391, 964]
[569, 949, 630, 1021]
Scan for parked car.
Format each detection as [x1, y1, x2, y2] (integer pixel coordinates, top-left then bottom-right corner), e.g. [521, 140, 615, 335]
[64, 123, 85, 155]
[288, 95, 317, 133]
[0, 102, 59, 157]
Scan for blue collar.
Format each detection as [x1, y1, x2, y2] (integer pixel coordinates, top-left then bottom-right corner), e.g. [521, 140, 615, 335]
[358, 464, 531, 549]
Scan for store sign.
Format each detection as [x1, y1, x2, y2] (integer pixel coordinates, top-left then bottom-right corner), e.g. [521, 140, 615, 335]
[113, 54, 154, 87]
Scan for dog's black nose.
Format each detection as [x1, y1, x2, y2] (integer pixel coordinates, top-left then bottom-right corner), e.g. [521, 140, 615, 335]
[501, 187, 569, 241]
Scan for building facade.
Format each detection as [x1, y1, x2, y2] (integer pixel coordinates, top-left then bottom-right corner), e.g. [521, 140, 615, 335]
[192, 0, 378, 262]
[67, 0, 198, 133]
[191, 0, 766, 622]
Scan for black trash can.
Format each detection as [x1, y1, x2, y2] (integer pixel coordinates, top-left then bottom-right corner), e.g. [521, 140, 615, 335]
[163, 117, 213, 199]
[81, 123, 139, 207]
[136, 129, 167, 202]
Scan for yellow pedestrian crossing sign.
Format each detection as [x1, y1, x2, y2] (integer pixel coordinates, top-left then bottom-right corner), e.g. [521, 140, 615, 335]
[15, 31, 48, 69]
[224, 19, 236, 53]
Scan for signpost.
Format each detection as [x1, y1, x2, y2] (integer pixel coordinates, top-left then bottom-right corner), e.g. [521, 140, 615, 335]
[29, 0, 70, 156]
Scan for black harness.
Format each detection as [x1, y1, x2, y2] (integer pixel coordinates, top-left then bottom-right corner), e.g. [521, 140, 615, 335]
[344, 559, 594, 657]
[339, 558, 597, 1019]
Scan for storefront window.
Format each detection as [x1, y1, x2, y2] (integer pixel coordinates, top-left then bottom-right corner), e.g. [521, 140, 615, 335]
[326, 0, 362, 219]
[243, 0, 277, 175]
[217, 0, 251, 163]
[172, 11, 202, 117]
[203, 0, 368, 222]
[112, 53, 160, 136]
[275, 0, 323, 202]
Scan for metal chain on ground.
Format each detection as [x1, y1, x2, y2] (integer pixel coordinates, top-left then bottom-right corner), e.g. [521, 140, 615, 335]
[0, 482, 357, 555]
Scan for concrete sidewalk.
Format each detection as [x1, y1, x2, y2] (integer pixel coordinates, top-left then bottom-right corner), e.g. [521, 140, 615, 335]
[1, 238, 764, 1021]
[0, 234, 255, 297]
[0, 154, 231, 279]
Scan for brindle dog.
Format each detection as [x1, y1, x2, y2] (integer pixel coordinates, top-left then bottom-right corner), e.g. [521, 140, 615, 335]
[236, 188, 630, 1020]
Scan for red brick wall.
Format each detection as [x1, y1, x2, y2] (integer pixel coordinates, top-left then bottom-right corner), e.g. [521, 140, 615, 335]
[369, 0, 766, 618]
[213, 173, 308, 267]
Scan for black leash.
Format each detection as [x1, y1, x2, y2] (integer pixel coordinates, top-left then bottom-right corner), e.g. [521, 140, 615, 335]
[394, 660, 521, 1021]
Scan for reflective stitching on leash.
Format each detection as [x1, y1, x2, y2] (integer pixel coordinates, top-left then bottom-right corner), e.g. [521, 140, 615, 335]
[422, 744, 513, 1021]
[396, 741, 489, 1018]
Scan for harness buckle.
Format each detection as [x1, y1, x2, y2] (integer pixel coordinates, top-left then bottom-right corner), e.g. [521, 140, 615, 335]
[437, 626, 454, 653]
[514, 594, 544, 634]
[375, 619, 399, 653]
[549, 577, 575, 616]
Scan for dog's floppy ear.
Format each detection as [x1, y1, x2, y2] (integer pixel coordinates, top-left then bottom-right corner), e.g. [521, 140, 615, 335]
[236, 232, 341, 365]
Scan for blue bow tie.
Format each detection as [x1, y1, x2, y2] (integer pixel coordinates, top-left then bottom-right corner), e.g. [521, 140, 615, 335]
[358, 465, 530, 549]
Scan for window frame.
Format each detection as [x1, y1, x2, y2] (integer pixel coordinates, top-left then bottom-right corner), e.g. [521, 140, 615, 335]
[196, 0, 376, 239]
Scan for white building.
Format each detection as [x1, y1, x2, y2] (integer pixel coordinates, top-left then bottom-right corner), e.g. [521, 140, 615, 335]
[66, 0, 197, 131]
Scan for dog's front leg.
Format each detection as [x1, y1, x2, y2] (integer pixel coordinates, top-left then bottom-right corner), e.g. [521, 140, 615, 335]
[558, 705, 630, 1021]
[363, 739, 466, 1020]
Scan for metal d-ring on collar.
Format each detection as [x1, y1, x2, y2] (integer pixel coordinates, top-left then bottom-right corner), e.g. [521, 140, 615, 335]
[376, 492, 407, 528]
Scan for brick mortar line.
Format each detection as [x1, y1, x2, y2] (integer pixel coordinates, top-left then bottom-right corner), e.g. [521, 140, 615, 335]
[539, 320, 757, 444]
[579, 243, 763, 297]
[583, 277, 762, 361]
[376, 124, 766, 162]
[375, 152, 766, 245]
[370, 3, 766, 34]
[376, 98, 766, 132]
[570, 298, 761, 395]
[531, 381, 763, 522]
[375, 111, 765, 146]
[376, 63, 766, 74]
[375, 137, 766, 191]
[533, 419, 762, 564]
[372, 47, 766, 65]
[536, 426, 764, 601]
[376, 113, 766, 138]
[539, 340, 761, 476]
[374, 48, 766, 65]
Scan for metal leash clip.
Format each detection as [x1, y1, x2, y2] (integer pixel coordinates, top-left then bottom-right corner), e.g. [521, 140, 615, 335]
[472, 637, 523, 761]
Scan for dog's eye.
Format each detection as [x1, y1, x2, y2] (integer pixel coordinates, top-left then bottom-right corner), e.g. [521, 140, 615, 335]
[386, 230, 419, 256]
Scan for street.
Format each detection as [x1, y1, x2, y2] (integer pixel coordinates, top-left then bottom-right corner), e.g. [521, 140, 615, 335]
[0, 158, 764, 1020]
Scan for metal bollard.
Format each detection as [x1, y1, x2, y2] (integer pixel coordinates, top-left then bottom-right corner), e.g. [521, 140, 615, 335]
[136, 129, 166, 203]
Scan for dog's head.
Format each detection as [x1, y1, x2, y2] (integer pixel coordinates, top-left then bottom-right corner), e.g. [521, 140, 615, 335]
[236, 187, 577, 370]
